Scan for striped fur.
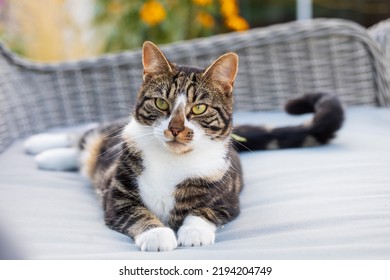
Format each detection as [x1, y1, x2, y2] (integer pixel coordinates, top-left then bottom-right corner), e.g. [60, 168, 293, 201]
[79, 42, 343, 251]
[80, 42, 241, 251]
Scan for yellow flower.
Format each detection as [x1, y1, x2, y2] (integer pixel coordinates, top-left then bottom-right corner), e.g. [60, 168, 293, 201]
[220, 0, 238, 17]
[140, 1, 167, 26]
[193, 0, 212, 6]
[225, 15, 249, 31]
[197, 12, 215, 28]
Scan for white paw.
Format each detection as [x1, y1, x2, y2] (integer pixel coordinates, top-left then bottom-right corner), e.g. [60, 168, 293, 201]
[135, 227, 177, 252]
[24, 133, 73, 155]
[177, 216, 216, 247]
[35, 148, 79, 171]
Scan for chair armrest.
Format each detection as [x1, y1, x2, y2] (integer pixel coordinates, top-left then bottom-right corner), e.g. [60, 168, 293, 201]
[369, 18, 390, 69]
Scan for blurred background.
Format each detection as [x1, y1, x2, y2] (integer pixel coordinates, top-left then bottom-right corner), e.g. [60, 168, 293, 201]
[0, 0, 389, 62]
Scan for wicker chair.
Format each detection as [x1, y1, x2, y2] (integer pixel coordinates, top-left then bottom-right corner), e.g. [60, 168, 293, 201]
[1, 18, 390, 260]
[369, 18, 390, 70]
[1, 18, 389, 154]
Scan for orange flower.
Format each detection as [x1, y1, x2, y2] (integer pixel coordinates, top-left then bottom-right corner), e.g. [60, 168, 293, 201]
[140, 1, 167, 26]
[197, 12, 215, 28]
[219, 0, 249, 31]
[225, 15, 249, 31]
[193, 0, 212, 6]
[220, 0, 238, 17]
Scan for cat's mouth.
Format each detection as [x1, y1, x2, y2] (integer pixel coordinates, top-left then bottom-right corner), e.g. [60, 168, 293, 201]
[165, 140, 193, 154]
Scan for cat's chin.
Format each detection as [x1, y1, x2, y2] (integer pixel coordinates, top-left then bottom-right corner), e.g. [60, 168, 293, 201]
[165, 141, 193, 155]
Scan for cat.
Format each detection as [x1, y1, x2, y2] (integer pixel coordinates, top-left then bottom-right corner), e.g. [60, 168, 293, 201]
[24, 41, 344, 251]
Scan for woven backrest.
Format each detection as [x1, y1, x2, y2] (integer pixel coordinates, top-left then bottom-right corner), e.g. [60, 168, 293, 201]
[369, 19, 390, 70]
[0, 18, 389, 153]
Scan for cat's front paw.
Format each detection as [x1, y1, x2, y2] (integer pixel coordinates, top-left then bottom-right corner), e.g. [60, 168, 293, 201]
[135, 227, 177, 252]
[177, 216, 216, 247]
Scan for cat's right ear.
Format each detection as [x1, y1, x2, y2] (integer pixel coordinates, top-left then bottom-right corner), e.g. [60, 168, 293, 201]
[142, 41, 172, 81]
[202, 52, 238, 95]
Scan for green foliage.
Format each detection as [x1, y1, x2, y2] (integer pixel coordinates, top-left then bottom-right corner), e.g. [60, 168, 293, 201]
[94, 0, 236, 52]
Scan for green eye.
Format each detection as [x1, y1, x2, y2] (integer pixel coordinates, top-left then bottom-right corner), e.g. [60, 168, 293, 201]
[155, 98, 169, 111]
[192, 104, 207, 115]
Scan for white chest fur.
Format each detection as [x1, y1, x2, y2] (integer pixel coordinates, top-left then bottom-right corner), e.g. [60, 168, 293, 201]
[122, 119, 229, 225]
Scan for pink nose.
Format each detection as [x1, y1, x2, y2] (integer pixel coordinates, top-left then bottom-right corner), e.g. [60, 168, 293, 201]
[170, 127, 183, 137]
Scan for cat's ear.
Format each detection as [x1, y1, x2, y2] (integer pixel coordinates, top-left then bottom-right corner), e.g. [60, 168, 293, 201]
[202, 53, 238, 94]
[142, 41, 172, 80]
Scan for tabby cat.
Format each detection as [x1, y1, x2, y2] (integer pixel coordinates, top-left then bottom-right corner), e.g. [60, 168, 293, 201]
[24, 41, 344, 251]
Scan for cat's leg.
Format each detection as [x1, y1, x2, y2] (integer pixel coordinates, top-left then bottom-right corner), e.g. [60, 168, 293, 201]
[35, 147, 79, 171]
[104, 179, 178, 251]
[135, 227, 177, 252]
[23, 133, 77, 155]
[177, 215, 217, 247]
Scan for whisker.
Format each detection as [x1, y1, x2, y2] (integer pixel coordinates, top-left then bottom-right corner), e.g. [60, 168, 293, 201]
[98, 141, 125, 157]
[106, 147, 127, 162]
[118, 104, 136, 112]
[230, 138, 253, 152]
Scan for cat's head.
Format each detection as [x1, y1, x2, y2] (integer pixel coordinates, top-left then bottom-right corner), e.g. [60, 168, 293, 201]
[134, 41, 238, 154]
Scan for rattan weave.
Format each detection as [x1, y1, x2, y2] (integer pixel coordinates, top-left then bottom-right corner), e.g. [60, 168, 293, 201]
[369, 19, 390, 70]
[0, 18, 389, 153]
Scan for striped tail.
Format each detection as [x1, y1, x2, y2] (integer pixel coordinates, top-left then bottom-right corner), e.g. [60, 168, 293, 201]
[232, 93, 344, 152]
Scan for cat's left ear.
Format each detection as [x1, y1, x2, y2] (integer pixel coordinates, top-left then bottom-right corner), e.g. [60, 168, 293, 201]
[142, 41, 173, 81]
[202, 52, 239, 94]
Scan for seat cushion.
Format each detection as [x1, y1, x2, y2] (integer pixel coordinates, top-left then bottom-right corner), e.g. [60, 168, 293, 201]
[0, 106, 389, 259]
